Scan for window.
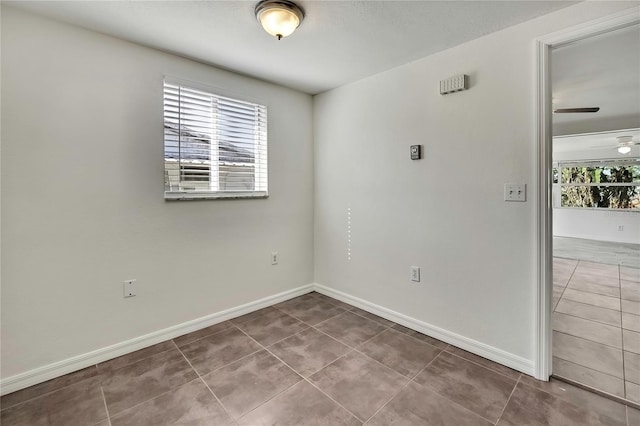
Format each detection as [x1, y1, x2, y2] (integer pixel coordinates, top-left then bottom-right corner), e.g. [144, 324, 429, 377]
[552, 159, 640, 209]
[164, 80, 268, 200]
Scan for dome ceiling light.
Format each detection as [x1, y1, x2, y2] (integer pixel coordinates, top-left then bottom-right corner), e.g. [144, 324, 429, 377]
[617, 136, 633, 154]
[255, 0, 304, 40]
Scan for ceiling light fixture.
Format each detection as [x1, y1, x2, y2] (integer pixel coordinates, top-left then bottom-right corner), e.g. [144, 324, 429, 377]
[618, 146, 632, 154]
[617, 136, 633, 154]
[255, 0, 304, 40]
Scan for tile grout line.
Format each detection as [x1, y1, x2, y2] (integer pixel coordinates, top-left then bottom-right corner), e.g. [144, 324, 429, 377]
[235, 304, 398, 420]
[552, 356, 626, 384]
[554, 309, 622, 329]
[103, 376, 208, 422]
[565, 283, 622, 299]
[362, 347, 445, 425]
[0, 368, 101, 412]
[410, 353, 521, 425]
[557, 296, 625, 314]
[620, 264, 628, 400]
[279, 299, 450, 371]
[561, 292, 622, 311]
[263, 328, 355, 379]
[236, 300, 409, 399]
[554, 329, 626, 352]
[555, 260, 579, 311]
[442, 349, 521, 382]
[408, 350, 498, 425]
[233, 371, 306, 423]
[272, 293, 355, 327]
[494, 375, 521, 425]
[273, 306, 348, 330]
[389, 324, 450, 349]
[552, 261, 630, 397]
[553, 355, 625, 383]
[232, 325, 365, 423]
[552, 326, 624, 351]
[172, 322, 235, 348]
[344, 309, 396, 328]
[171, 340, 237, 424]
[100, 385, 112, 426]
[97, 344, 177, 377]
[309, 321, 418, 377]
[311, 306, 519, 387]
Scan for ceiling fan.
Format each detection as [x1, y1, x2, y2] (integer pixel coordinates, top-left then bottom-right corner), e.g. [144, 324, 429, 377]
[553, 107, 600, 113]
[589, 135, 640, 154]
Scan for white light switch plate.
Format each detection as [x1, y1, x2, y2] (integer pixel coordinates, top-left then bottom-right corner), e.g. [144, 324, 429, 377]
[504, 184, 526, 202]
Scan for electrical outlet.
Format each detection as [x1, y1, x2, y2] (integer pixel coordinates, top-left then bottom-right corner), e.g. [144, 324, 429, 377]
[504, 184, 526, 202]
[410, 266, 420, 282]
[618, 225, 624, 231]
[123, 279, 136, 298]
[271, 251, 279, 265]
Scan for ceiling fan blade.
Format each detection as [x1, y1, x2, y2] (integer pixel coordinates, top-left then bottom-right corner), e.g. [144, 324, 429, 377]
[553, 107, 600, 113]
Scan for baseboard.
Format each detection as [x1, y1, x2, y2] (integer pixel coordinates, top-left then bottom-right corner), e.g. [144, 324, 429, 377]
[2, 282, 535, 395]
[313, 283, 535, 376]
[0, 284, 314, 396]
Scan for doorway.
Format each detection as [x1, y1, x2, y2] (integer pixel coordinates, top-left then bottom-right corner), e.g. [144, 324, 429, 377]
[535, 7, 640, 404]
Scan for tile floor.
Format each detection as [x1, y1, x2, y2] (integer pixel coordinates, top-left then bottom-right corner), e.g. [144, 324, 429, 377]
[553, 257, 640, 404]
[2, 291, 639, 425]
[554, 237, 640, 269]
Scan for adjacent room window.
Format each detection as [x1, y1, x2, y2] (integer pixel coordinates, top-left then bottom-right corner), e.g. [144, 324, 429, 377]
[164, 80, 268, 200]
[552, 160, 640, 209]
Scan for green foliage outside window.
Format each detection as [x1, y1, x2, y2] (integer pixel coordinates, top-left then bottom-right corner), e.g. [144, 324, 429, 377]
[554, 164, 640, 209]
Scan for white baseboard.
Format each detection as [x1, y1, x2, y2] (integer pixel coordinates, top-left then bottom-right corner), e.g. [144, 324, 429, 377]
[313, 283, 535, 376]
[2, 282, 535, 395]
[0, 284, 314, 396]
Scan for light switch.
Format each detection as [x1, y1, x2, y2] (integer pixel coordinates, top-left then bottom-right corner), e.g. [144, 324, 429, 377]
[504, 184, 526, 202]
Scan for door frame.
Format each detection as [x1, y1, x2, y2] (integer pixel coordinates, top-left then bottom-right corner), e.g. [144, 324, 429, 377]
[534, 6, 640, 380]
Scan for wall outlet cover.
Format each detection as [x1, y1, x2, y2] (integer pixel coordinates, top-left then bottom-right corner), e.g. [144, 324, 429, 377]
[410, 266, 420, 282]
[123, 279, 136, 298]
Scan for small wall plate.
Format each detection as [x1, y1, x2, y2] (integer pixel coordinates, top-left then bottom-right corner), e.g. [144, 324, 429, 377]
[410, 145, 421, 160]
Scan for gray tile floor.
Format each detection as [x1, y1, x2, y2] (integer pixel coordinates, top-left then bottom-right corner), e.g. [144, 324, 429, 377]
[554, 236, 640, 268]
[553, 257, 640, 405]
[2, 292, 639, 425]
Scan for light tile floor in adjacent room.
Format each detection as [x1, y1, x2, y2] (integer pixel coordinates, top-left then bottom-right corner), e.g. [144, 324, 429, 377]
[3, 292, 639, 425]
[554, 236, 640, 269]
[553, 257, 640, 405]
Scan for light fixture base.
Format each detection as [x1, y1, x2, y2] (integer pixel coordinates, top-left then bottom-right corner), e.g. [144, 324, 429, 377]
[255, 0, 305, 40]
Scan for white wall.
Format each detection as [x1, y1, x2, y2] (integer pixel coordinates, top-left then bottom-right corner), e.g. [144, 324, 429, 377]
[1, 7, 313, 379]
[554, 208, 639, 244]
[313, 1, 638, 362]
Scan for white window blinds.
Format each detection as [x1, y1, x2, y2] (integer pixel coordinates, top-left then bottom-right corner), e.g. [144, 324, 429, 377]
[164, 80, 268, 200]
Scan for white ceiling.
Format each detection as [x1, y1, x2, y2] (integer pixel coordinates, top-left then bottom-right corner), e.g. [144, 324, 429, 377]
[5, 0, 577, 94]
[553, 128, 640, 160]
[552, 24, 640, 137]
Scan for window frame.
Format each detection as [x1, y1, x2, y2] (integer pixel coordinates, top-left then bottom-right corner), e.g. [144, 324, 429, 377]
[163, 77, 269, 201]
[552, 158, 640, 211]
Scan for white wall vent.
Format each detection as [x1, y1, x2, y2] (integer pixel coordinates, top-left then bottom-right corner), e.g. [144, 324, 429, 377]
[440, 74, 469, 95]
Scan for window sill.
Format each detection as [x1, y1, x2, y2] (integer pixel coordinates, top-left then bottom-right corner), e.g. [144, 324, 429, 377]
[553, 207, 639, 212]
[164, 191, 268, 201]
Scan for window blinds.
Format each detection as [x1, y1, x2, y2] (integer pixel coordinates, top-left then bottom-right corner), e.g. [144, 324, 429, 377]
[164, 81, 268, 200]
